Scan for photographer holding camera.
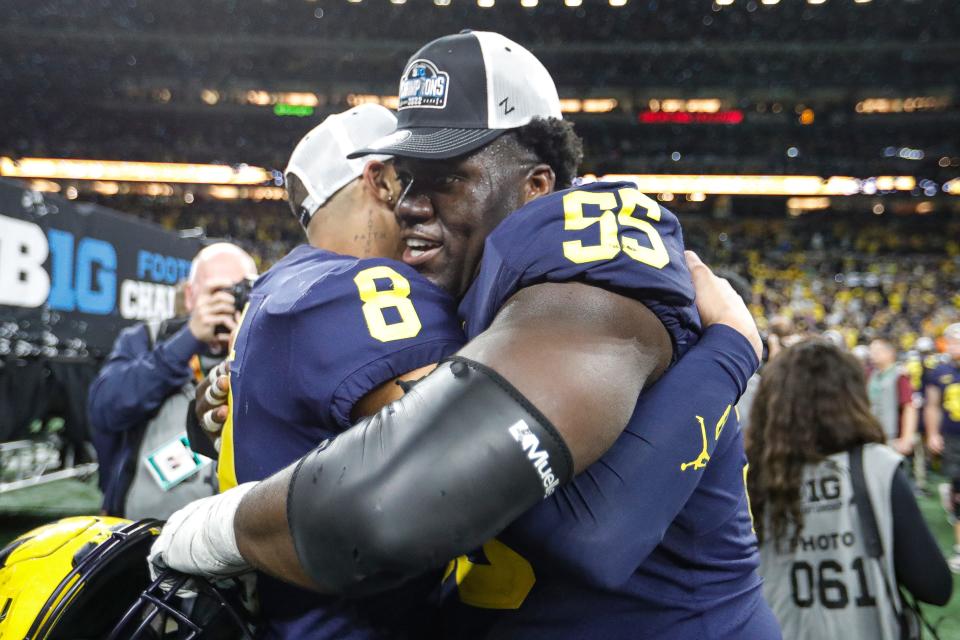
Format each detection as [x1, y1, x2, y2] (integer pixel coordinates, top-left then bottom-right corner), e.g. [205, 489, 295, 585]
[88, 243, 257, 519]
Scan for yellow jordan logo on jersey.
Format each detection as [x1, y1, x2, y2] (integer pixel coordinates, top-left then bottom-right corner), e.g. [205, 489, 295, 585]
[681, 405, 734, 472]
[681, 416, 710, 472]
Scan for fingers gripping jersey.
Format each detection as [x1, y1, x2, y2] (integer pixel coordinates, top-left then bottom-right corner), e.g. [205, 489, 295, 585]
[220, 245, 464, 639]
[458, 180, 701, 355]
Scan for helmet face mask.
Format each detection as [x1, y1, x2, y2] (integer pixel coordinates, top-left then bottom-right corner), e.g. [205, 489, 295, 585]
[111, 571, 256, 640]
[0, 517, 256, 640]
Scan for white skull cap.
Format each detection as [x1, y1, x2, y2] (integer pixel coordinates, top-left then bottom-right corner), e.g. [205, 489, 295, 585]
[285, 104, 397, 224]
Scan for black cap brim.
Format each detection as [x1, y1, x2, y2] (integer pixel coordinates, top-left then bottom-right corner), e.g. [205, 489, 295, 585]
[347, 127, 505, 161]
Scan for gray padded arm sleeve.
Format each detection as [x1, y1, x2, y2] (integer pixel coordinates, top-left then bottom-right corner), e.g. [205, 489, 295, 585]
[287, 356, 573, 596]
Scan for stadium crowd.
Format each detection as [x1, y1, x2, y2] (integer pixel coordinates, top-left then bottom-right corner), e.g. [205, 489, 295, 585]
[686, 215, 960, 350]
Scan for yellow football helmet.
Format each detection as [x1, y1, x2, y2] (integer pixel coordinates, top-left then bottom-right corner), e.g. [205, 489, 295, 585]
[0, 516, 255, 639]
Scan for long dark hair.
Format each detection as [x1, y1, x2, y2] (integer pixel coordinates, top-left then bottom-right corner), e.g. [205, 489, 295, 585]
[745, 339, 885, 546]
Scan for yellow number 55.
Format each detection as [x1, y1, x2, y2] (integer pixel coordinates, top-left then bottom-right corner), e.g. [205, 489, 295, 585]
[562, 187, 669, 269]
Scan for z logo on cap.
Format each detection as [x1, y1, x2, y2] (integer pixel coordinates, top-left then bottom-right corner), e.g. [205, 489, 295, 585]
[399, 59, 449, 110]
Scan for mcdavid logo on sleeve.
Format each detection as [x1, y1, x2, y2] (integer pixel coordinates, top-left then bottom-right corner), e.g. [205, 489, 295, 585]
[398, 59, 449, 110]
[508, 420, 560, 497]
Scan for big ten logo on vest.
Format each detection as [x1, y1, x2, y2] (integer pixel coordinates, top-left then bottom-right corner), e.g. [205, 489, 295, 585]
[0, 214, 189, 321]
[802, 475, 843, 514]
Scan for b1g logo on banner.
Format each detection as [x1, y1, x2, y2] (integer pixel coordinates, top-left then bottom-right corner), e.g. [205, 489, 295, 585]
[1, 222, 189, 319]
[0, 178, 199, 356]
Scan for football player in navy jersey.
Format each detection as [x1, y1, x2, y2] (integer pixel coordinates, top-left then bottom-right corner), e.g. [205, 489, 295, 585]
[152, 32, 779, 639]
[926, 323, 960, 572]
[210, 104, 465, 639]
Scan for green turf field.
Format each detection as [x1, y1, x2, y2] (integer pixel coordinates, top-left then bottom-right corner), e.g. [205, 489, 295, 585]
[914, 480, 960, 638]
[2, 474, 960, 637]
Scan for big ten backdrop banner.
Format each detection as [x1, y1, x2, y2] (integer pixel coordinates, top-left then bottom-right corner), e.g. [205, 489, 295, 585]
[0, 178, 201, 359]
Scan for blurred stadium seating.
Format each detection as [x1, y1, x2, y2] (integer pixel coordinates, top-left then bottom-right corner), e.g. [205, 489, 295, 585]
[1, 0, 958, 177]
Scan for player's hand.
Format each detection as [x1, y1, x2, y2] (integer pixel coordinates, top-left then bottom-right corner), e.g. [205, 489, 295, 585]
[891, 437, 914, 456]
[686, 251, 762, 361]
[188, 277, 239, 348]
[928, 433, 945, 455]
[195, 362, 230, 443]
[148, 483, 256, 579]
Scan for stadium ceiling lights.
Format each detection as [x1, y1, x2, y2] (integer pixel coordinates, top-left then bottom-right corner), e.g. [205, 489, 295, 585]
[807, 0, 826, 4]
[521, 0, 538, 6]
[477, 0, 494, 7]
[559, 98, 619, 113]
[855, 96, 949, 113]
[564, 0, 583, 6]
[8, 160, 946, 199]
[434, 0, 451, 5]
[0, 158, 272, 185]
[761, 0, 779, 4]
[608, 0, 627, 6]
[347, 94, 400, 109]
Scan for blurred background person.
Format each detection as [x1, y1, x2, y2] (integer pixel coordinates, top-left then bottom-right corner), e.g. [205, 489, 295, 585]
[867, 337, 917, 456]
[765, 315, 801, 361]
[925, 323, 960, 572]
[87, 242, 257, 519]
[747, 339, 951, 639]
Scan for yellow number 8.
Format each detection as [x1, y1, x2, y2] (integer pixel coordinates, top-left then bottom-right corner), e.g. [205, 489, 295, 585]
[562, 187, 669, 269]
[353, 266, 422, 342]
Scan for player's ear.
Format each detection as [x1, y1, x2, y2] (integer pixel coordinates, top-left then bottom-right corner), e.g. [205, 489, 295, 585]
[522, 164, 555, 205]
[361, 160, 400, 208]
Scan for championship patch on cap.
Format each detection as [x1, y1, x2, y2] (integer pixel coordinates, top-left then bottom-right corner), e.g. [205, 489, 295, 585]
[399, 59, 450, 110]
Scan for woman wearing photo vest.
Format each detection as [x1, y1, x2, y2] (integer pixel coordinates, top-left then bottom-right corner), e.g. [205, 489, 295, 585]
[747, 339, 951, 640]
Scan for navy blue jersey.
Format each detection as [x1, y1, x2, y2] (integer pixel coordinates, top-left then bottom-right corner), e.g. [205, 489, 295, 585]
[928, 360, 960, 436]
[443, 183, 778, 639]
[221, 244, 465, 639]
[920, 354, 945, 390]
[459, 181, 700, 355]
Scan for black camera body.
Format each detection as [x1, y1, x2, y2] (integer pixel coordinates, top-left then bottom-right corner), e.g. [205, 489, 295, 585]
[228, 278, 255, 313]
[214, 278, 256, 336]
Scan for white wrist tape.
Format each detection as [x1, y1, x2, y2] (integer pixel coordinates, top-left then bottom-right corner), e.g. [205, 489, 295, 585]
[149, 482, 257, 578]
[205, 382, 228, 406]
[207, 362, 227, 385]
[202, 408, 224, 434]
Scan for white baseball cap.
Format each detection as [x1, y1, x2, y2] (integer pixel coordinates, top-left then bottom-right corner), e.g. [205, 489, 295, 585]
[349, 31, 562, 160]
[285, 104, 397, 227]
